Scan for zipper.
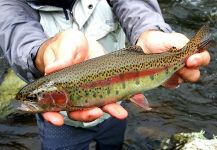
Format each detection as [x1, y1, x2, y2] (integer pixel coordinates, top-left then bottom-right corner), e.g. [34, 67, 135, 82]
[68, 0, 81, 30]
[69, 9, 81, 30]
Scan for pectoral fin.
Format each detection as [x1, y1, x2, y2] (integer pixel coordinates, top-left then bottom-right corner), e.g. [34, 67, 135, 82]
[129, 94, 152, 111]
[162, 74, 180, 89]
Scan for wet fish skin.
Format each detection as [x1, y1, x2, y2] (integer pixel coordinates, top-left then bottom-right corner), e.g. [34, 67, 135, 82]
[16, 24, 213, 112]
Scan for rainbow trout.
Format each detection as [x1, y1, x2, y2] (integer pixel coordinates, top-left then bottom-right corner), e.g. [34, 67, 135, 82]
[16, 24, 215, 112]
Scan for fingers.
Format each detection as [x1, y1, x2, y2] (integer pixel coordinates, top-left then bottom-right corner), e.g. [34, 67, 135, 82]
[42, 112, 64, 126]
[42, 29, 89, 74]
[178, 50, 210, 82]
[42, 103, 127, 125]
[68, 103, 128, 122]
[102, 103, 128, 120]
[68, 107, 104, 122]
[178, 67, 200, 82]
[43, 30, 107, 75]
[167, 32, 189, 50]
[43, 103, 128, 125]
[136, 30, 189, 54]
[186, 50, 210, 67]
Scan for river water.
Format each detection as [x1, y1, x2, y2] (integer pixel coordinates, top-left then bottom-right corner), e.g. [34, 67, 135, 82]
[0, 0, 217, 149]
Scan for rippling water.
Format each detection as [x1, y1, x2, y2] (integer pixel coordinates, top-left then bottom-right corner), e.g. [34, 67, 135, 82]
[0, 0, 217, 149]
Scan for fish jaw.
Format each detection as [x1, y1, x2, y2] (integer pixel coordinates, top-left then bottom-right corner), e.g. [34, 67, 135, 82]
[17, 101, 45, 113]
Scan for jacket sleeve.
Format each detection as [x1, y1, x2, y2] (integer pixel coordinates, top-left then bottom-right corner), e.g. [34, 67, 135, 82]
[0, 0, 48, 82]
[111, 0, 172, 45]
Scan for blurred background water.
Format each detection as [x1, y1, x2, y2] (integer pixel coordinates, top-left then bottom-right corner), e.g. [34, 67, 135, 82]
[0, 0, 217, 149]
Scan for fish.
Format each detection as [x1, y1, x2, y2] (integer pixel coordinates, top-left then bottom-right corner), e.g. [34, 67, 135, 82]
[15, 24, 215, 112]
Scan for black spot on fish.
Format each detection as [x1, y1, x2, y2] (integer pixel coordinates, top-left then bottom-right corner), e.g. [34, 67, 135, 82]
[122, 82, 126, 89]
[93, 92, 96, 98]
[150, 75, 154, 80]
[99, 95, 103, 99]
[135, 79, 140, 85]
[107, 89, 111, 95]
[70, 95, 74, 100]
[165, 68, 169, 74]
[174, 67, 177, 71]
[85, 99, 88, 103]
[116, 90, 119, 95]
[85, 91, 89, 96]
[76, 96, 81, 101]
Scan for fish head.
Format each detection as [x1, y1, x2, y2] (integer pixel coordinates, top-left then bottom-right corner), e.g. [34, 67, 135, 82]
[15, 89, 42, 112]
[16, 80, 56, 101]
[15, 81, 67, 112]
[16, 89, 37, 102]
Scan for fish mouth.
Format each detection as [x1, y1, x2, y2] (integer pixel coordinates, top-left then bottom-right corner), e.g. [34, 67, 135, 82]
[16, 101, 42, 113]
[16, 92, 38, 102]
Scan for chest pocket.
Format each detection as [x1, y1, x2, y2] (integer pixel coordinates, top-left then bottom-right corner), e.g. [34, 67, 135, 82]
[73, 0, 119, 40]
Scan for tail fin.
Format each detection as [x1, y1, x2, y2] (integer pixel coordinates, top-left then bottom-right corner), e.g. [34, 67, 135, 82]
[193, 23, 209, 41]
[198, 37, 217, 51]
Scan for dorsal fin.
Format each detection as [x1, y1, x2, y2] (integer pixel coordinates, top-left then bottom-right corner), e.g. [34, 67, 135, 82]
[125, 45, 144, 53]
[168, 46, 179, 53]
[118, 45, 144, 53]
[111, 45, 145, 56]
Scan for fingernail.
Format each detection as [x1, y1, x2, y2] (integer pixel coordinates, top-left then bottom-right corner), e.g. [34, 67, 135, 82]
[189, 56, 199, 67]
[191, 59, 198, 66]
[178, 77, 183, 84]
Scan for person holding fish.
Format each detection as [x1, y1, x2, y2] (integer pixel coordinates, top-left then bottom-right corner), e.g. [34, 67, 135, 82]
[0, 0, 211, 149]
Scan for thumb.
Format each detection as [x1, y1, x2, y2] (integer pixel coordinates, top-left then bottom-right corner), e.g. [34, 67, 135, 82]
[44, 59, 72, 74]
[43, 30, 89, 74]
[42, 112, 64, 126]
[166, 32, 189, 50]
[136, 30, 189, 54]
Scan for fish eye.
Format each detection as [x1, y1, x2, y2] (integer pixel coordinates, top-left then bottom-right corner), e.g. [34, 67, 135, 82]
[26, 95, 37, 101]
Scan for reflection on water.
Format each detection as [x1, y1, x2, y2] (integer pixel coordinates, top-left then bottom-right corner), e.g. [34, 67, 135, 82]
[0, 116, 39, 150]
[0, 0, 217, 149]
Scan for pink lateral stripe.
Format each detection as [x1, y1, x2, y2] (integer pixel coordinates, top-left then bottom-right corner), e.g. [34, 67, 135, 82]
[80, 67, 167, 89]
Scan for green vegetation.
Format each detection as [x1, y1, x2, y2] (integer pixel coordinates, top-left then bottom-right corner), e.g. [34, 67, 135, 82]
[0, 69, 26, 118]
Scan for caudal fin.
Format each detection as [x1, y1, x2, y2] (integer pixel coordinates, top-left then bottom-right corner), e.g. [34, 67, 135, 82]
[198, 37, 217, 51]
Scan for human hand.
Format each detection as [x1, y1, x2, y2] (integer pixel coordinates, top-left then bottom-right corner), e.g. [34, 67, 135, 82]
[35, 29, 127, 126]
[136, 30, 210, 84]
